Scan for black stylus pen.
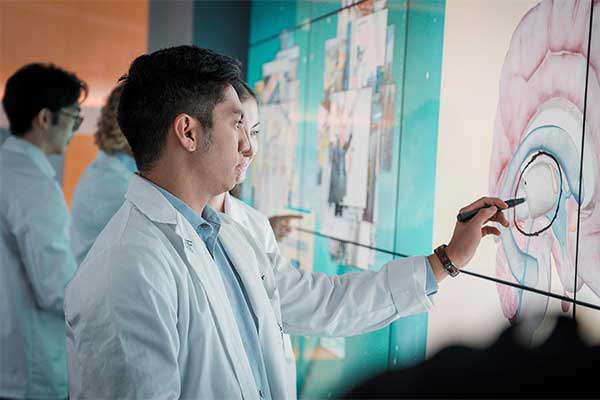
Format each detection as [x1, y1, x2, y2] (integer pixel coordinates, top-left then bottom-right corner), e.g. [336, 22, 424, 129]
[456, 197, 526, 222]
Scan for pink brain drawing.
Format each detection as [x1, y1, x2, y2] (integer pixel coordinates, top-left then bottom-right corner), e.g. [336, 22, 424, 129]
[489, 0, 600, 339]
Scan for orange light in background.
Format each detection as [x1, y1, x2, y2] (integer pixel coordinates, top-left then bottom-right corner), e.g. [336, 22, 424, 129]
[0, 1, 148, 106]
[0, 0, 148, 206]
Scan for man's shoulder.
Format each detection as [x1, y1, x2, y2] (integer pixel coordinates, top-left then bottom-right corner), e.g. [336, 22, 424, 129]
[66, 235, 179, 322]
[0, 148, 49, 181]
[88, 201, 166, 253]
[74, 204, 179, 288]
[0, 155, 64, 213]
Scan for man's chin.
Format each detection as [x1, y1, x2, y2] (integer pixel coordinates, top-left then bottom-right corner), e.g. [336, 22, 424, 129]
[224, 179, 237, 193]
[55, 140, 71, 155]
[235, 171, 247, 185]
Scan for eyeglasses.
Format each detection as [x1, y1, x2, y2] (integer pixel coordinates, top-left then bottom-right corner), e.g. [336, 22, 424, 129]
[57, 110, 84, 131]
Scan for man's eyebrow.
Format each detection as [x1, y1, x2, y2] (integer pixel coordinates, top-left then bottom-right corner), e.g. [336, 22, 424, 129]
[252, 121, 260, 129]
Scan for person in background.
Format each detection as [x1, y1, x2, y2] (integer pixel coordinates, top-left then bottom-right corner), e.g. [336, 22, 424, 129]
[208, 79, 301, 249]
[0, 63, 87, 400]
[207, 80, 304, 393]
[70, 84, 137, 265]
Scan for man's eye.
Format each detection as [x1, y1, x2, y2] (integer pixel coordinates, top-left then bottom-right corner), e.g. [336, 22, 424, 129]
[251, 130, 259, 137]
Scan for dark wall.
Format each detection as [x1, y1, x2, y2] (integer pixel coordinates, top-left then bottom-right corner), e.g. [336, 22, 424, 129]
[148, 0, 194, 52]
[193, 1, 250, 76]
[148, 1, 250, 75]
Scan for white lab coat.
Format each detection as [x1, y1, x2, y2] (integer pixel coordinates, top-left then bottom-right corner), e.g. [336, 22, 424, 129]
[65, 175, 433, 399]
[71, 151, 134, 265]
[0, 136, 77, 399]
[222, 192, 299, 394]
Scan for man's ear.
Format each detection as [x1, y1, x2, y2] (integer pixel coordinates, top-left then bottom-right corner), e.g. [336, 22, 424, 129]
[172, 113, 201, 152]
[33, 108, 52, 130]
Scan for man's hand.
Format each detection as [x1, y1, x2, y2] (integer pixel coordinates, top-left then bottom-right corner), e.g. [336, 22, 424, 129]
[269, 214, 303, 242]
[429, 197, 509, 282]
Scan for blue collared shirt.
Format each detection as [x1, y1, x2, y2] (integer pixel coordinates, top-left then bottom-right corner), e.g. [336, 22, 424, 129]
[153, 185, 272, 400]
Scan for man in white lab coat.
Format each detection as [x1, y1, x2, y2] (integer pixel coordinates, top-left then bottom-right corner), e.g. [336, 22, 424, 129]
[65, 46, 509, 399]
[0, 63, 87, 399]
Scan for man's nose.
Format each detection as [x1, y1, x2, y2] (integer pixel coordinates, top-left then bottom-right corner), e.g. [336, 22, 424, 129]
[239, 125, 254, 156]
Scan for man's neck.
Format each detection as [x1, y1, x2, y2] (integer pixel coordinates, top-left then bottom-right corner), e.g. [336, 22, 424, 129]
[142, 167, 213, 216]
[21, 130, 50, 154]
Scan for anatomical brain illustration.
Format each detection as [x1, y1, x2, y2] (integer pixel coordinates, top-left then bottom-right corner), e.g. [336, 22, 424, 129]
[490, 0, 599, 339]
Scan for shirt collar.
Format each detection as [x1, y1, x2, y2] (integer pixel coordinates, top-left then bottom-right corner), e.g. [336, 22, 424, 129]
[1, 135, 55, 178]
[150, 182, 221, 249]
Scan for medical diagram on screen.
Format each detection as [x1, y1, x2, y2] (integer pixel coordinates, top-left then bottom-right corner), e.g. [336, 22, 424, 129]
[489, 0, 599, 339]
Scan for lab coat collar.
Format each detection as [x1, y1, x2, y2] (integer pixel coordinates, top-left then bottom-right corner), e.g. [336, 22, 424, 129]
[126, 174, 235, 241]
[125, 174, 178, 225]
[2, 135, 56, 178]
[223, 192, 251, 229]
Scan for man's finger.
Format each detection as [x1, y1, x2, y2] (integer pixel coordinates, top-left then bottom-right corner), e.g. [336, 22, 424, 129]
[459, 197, 508, 214]
[458, 196, 485, 214]
[482, 225, 501, 237]
[490, 210, 510, 227]
[473, 206, 498, 226]
[270, 214, 303, 222]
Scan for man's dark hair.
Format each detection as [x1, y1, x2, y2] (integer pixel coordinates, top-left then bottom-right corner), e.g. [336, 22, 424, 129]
[232, 79, 257, 103]
[2, 63, 88, 137]
[117, 46, 242, 172]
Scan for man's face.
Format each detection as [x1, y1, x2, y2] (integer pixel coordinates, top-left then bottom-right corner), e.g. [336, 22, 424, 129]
[47, 103, 81, 154]
[195, 85, 250, 195]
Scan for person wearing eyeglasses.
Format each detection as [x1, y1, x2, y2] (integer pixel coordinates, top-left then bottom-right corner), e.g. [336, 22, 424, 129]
[0, 63, 87, 400]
